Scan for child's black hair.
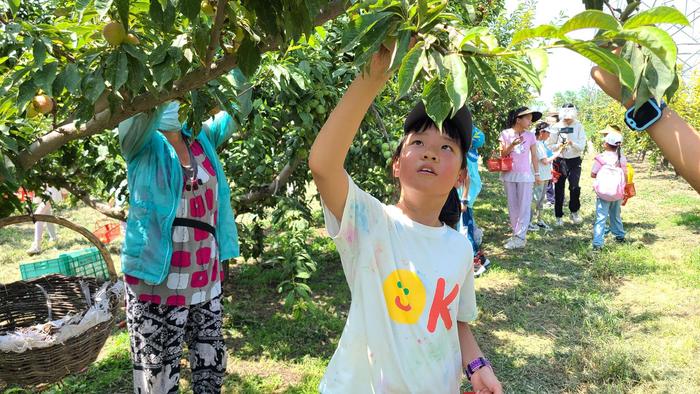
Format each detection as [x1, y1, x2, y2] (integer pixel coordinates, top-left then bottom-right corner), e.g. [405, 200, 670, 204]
[535, 121, 550, 136]
[394, 115, 471, 169]
[390, 102, 473, 228]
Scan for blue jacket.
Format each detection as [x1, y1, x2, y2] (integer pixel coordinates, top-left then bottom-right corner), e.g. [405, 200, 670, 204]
[459, 126, 485, 207]
[118, 102, 240, 284]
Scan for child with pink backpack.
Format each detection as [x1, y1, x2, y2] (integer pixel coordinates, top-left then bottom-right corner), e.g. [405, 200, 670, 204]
[591, 132, 628, 250]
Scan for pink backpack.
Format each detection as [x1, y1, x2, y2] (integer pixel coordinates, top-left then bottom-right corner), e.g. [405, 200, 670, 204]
[593, 156, 625, 201]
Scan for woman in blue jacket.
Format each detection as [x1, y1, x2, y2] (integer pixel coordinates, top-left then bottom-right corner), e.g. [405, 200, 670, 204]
[119, 100, 239, 393]
[459, 126, 491, 276]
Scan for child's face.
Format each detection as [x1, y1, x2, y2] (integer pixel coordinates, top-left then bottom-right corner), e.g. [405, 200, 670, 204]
[538, 131, 549, 141]
[392, 126, 464, 199]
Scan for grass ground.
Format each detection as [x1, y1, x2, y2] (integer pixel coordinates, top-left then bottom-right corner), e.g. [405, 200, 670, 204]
[1, 158, 698, 393]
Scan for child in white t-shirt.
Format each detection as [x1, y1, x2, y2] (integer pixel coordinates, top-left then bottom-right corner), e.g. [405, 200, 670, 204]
[530, 122, 561, 231]
[308, 46, 502, 393]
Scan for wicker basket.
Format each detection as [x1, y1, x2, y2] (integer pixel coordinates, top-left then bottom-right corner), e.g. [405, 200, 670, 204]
[0, 214, 119, 387]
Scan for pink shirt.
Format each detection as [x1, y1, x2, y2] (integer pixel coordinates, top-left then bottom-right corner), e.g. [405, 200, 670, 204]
[499, 129, 536, 182]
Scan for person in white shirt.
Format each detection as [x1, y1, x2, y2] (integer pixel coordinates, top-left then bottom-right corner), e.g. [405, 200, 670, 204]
[530, 123, 562, 231]
[308, 45, 502, 393]
[546, 104, 587, 226]
[26, 186, 63, 256]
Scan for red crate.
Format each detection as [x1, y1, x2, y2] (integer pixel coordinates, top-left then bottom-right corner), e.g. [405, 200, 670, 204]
[93, 221, 121, 244]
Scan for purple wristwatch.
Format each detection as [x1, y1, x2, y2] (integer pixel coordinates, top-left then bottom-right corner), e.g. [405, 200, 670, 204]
[465, 357, 491, 381]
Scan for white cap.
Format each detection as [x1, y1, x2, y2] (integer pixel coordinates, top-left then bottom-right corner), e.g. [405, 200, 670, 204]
[560, 104, 577, 120]
[604, 132, 622, 146]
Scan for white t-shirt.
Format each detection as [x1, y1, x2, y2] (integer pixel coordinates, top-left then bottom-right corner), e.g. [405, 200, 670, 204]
[319, 176, 477, 394]
[536, 141, 553, 181]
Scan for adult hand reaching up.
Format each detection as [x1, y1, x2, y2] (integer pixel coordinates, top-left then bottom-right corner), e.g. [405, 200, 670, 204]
[590, 66, 700, 194]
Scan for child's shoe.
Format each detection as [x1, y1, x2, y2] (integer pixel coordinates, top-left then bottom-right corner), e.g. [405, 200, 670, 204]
[554, 217, 564, 226]
[474, 262, 486, 277]
[504, 237, 526, 250]
[26, 245, 42, 256]
[537, 220, 551, 230]
[570, 212, 583, 224]
[528, 223, 540, 231]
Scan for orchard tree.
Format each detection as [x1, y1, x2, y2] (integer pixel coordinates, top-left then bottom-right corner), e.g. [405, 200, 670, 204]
[0, 0, 690, 301]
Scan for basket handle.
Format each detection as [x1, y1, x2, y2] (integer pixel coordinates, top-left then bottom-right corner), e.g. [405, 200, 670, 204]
[0, 214, 117, 281]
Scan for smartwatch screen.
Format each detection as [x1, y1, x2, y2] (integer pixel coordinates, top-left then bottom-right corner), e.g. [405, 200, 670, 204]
[625, 99, 663, 131]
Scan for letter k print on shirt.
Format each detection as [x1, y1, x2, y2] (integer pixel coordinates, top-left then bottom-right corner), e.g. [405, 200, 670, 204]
[383, 270, 459, 332]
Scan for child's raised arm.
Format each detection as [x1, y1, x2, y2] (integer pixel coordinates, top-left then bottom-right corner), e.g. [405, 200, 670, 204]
[308, 47, 393, 221]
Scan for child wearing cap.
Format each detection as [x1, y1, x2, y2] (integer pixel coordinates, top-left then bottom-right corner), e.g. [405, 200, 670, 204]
[530, 122, 562, 231]
[546, 104, 587, 226]
[591, 132, 628, 250]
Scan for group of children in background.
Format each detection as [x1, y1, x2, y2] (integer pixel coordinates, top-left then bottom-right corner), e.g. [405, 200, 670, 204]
[452, 103, 633, 279]
[488, 104, 632, 256]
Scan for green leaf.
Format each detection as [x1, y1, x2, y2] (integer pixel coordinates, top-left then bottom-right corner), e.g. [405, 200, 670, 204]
[95, 0, 114, 19]
[149, 43, 169, 65]
[180, 0, 200, 21]
[34, 62, 58, 96]
[341, 12, 392, 52]
[123, 44, 146, 62]
[417, 0, 428, 25]
[418, 1, 448, 32]
[353, 17, 393, 68]
[633, 77, 652, 111]
[665, 72, 679, 102]
[32, 40, 47, 67]
[126, 56, 145, 91]
[623, 6, 690, 29]
[113, 51, 129, 90]
[153, 58, 175, 87]
[467, 57, 499, 94]
[238, 37, 261, 78]
[288, 68, 307, 90]
[644, 51, 675, 104]
[8, 0, 20, 14]
[614, 26, 677, 70]
[560, 10, 621, 34]
[422, 77, 450, 128]
[511, 25, 559, 46]
[75, 0, 92, 12]
[163, 0, 176, 32]
[17, 80, 36, 108]
[397, 41, 425, 98]
[0, 153, 17, 184]
[63, 63, 81, 94]
[83, 72, 106, 104]
[443, 54, 468, 116]
[458, 26, 489, 48]
[568, 42, 634, 89]
[626, 41, 646, 91]
[527, 48, 549, 80]
[296, 271, 311, 279]
[389, 29, 411, 71]
[504, 57, 542, 92]
[116, 0, 130, 31]
[149, 0, 164, 30]
[52, 68, 66, 95]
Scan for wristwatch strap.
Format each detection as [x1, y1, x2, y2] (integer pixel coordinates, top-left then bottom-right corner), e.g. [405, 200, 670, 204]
[465, 356, 491, 381]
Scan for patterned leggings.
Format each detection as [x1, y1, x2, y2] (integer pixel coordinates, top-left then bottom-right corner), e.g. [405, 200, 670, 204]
[126, 290, 227, 394]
